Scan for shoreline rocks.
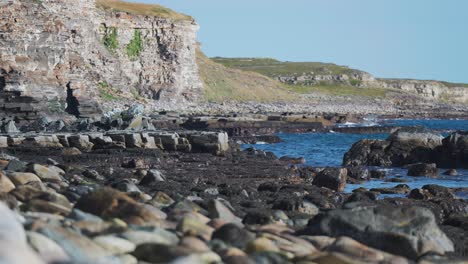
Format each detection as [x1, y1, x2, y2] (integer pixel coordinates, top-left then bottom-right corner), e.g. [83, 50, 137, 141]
[343, 129, 468, 169]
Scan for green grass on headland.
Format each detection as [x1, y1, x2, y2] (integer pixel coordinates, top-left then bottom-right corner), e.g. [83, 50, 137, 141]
[197, 52, 295, 102]
[212, 57, 363, 77]
[285, 84, 387, 98]
[96, 0, 192, 21]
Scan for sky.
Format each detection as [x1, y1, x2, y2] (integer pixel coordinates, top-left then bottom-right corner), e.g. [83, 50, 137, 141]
[133, 0, 468, 83]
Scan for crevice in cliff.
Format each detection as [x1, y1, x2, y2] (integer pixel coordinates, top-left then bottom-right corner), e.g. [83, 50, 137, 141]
[0, 69, 6, 91]
[65, 83, 80, 117]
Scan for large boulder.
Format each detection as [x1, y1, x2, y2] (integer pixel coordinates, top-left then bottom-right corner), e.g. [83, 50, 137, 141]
[304, 205, 454, 259]
[343, 129, 444, 167]
[435, 132, 468, 169]
[74, 187, 165, 225]
[312, 168, 347, 192]
[407, 163, 439, 177]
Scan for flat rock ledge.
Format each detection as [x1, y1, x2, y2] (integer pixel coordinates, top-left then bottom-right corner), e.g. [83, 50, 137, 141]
[0, 130, 230, 156]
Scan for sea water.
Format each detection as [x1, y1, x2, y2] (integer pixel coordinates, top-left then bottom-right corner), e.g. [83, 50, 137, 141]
[242, 119, 468, 198]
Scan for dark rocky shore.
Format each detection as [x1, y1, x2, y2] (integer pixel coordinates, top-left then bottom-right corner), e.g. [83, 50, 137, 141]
[0, 110, 467, 263]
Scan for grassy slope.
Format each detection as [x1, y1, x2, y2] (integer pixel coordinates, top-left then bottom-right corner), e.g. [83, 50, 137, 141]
[197, 52, 295, 102]
[212, 57, 363, 77]
[96, 0, 192, 21]
[209, 57, 388, 100]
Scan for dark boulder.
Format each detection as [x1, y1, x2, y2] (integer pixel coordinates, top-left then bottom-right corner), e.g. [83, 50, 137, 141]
[343, 129, 443, 167]
[211, 223, 254, 249]
[346, 166, 369, 183]
[312, 168, 347, 192]
[407, 163, 439, 177]
[443, 169, 458, 176]
[279, 156, 305, 165]
[369, 169, 386, 179]
[304, 205, 454, 259]
[370, 184, 410, 195]
[435, 132, 468, 169]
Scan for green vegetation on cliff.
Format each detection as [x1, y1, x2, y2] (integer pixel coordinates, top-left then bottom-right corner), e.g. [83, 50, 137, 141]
[96, 0, 192, 21]
[103, 27, 119, 53]
[212, 57, 363, 77]
[126, 29, 143, 58]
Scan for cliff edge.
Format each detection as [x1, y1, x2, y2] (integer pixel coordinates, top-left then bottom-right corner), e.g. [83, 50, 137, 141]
[0, 0, 202, 120]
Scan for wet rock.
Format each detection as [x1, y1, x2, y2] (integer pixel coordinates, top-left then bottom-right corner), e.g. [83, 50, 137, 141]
[369, 169, 386, 179]
[139, 169, 166, 185]
[212, 223, 254, 248]
[409, 184, 455, 200]
[443, 169, 458, 176]
[385, 177, 408, 183]
[7, 172, 42, 186]
[305, 205, 454, 259]
[0, 171, 15, 193]
[343, 129, 443, 167]
[346, 166, 369, 183]
[74, 187, 164, 224]
[345, 191, 377, 204]
[407, 163, 439, 177]
[436, 132, 468, 169]
[279, 156, 306, 164]
[312, 167, 347, 192]
[370, 184, 411, 194]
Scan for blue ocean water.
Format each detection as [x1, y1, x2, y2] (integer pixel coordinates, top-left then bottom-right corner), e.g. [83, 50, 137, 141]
[242, 119, 468, 198]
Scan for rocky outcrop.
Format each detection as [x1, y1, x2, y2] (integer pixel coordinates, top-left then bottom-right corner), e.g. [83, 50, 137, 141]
[305, 205, 454, 259]
[343, 130, 468, 169]
[0, 0, 202, 120]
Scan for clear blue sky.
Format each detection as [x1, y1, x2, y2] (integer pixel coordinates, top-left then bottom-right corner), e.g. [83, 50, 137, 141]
[132, 0, 468, 83]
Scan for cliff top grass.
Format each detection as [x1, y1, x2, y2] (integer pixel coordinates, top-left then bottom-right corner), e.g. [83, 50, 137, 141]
[197, 52, 295, 102]
[96, 0, 192, 21]
[212, 57, 363, 77]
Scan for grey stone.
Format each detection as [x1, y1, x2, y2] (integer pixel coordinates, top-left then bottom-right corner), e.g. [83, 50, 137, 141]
[305, 205, 454, 259]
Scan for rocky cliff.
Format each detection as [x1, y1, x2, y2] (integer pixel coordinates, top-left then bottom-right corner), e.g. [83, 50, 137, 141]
[0, 0, 202, 120]
[214, 58, 468, 104]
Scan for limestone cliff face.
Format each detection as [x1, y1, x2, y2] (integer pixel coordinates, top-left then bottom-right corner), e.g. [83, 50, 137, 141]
[0, 0, 202, 119]
[274, 71, 467, 103]
[371, 79, 468, 103]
